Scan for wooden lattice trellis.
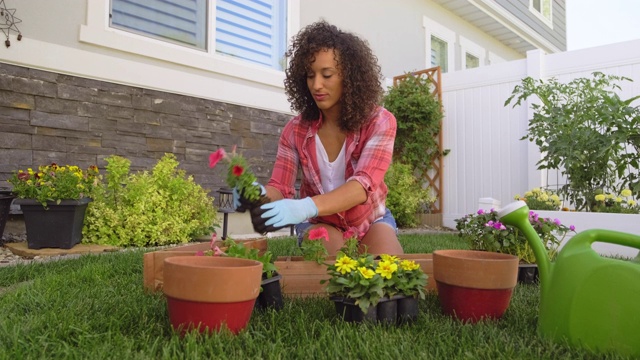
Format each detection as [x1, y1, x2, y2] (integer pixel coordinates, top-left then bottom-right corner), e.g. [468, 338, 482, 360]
[392, 66, 443, 214]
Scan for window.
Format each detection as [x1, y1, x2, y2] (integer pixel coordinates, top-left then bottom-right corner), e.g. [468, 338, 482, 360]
[430, 36, 448, 73]
[459, 36, 485, 70]
[215, 0, 287, 70]
[530, 0, 552, 26]
[423, 16, 455, 73]
[110, 0, 288, 71]
[465, 53, 479, 69]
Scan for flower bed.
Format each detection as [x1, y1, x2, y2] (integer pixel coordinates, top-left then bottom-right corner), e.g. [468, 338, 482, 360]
[535, 210, 640, 258]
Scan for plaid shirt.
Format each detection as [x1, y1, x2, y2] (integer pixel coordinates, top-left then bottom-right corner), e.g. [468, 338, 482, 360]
[266, 106, 396, 236]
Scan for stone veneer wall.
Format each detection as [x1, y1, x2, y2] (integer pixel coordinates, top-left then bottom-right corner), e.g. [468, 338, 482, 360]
[0, 62, 291, 196]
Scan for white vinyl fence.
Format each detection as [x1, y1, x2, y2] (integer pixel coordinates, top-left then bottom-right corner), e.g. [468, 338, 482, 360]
[440, 39, 640, 229]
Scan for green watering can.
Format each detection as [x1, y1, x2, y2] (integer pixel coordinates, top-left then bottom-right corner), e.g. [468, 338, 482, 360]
[498, 201, 640, 357]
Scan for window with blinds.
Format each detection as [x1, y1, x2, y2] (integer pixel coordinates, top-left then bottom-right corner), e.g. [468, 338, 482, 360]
[111, 0, 207, 50]
[215, 0, 287, 71]
[110, 0, 287, 71]
[431, 36, 448, 73]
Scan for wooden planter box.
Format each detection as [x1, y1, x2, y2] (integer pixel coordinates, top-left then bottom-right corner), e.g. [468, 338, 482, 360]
[143, 238, 267, 293]
[274, 253, 435, 298]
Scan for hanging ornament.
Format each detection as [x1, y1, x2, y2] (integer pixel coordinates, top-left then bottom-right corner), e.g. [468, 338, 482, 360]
[0, 0, 22, 48]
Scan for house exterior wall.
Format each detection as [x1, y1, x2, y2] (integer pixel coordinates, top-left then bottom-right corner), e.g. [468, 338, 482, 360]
[0, 62, 290, 194]
[496, 0, 567, 51]
[299, 0, 523, 77]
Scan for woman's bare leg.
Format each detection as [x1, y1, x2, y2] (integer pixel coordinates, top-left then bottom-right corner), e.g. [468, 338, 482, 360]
[359, 222, 404, 255]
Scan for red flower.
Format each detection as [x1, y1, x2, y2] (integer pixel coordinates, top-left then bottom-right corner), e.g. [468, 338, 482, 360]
[232, 165, 244, 177]
[343, 228, 356, 240]
[308, 227, 329, 242]
[209, 148, 226, 168]
[17, 171, 29, 181]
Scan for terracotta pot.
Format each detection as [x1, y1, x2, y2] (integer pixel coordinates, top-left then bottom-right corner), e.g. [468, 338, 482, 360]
[433, 250, 519, 323]
[142, 238, 267, 293]
[163, 256, 263, 335]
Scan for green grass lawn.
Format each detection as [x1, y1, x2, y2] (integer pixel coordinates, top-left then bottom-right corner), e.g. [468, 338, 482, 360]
[0, 234, 631, 359]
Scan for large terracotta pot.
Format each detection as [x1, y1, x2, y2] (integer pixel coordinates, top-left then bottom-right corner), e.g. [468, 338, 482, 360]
[163, 256, 263, 335]
[433, 250, 519, 323]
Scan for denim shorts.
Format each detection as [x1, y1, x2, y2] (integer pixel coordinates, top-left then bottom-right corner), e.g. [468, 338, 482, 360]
[295, 208, 398, 245]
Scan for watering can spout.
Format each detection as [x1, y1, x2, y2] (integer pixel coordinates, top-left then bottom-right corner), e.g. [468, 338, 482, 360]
[497, 201, 551, 284]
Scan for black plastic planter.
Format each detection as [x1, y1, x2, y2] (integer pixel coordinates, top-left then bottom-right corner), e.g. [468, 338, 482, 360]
[330, 296, 350, 321]
[255, 273, 284, 311]
[15, 198, 91, 249]
[0, 190, 14, 239]
[343, 298, 377, 323]
[397, 295, 419, 324]
[377, 297, 398, 325]
[517, 263, 539, 284]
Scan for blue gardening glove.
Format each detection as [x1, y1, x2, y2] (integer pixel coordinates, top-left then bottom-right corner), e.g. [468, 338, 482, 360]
[251, 197, 318, 233]
[233, 182, 265, 212]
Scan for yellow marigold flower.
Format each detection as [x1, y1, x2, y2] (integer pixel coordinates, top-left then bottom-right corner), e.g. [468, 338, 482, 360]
[524, 191, 532, 197]
[629, 200, 636, 206]
[550, 194, 560, 201]
[27, 168, 34, 175]
[375, 260, 398, 279]
[621, 189, 632, 197]
[335, 256, 357, 275]
[400, 260, 420, 271]
[606, 193, 614, 199]
[514, 194, 521, 200]
[379, 254, 399, 263]
[541, 194, 549, 201]
[595, 194, 606, 201]
[615, 197, 623, 203]
[358, 266, 375, 279]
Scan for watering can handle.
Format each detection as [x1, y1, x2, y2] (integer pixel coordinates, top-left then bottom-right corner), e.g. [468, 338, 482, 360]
[566, 229, 640, 253]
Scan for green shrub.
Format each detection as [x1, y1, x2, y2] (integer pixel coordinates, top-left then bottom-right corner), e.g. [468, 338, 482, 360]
[83, 154, 217, 247]
[383, 73, 445, 174]
[384, 162, 434, 228]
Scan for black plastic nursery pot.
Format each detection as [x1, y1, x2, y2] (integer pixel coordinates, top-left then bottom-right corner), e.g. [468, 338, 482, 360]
[255, 273, 284, 311]
[517, 263, 539, 284]
[335, 295, 419, 324]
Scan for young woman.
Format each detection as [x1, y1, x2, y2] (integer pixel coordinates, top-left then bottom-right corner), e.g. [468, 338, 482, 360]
[239, 20, 403, 255]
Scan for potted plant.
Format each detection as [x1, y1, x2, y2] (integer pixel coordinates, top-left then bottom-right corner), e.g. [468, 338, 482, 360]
[208, 146, 270, 211]
[455, 208, 575, 284]
[7, 163, 100, 249]
[198, 236, 283, 311]
[505, 72, 640, 210]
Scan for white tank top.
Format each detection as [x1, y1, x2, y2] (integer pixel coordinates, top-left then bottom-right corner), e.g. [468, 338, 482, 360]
[315, 134, 346, 193]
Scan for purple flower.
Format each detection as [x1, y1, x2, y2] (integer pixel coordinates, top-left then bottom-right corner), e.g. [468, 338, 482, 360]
[477, 209, 484, 215]
[492, 221, 504, 230]
[554, 218, 561, 226]
[485, 220, 494, 227]
[570, 225, 576, 231]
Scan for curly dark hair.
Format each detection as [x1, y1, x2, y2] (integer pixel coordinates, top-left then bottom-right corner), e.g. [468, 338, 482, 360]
[284, 20, 383, 132]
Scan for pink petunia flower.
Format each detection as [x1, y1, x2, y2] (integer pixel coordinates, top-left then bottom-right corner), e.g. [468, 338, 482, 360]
[209, 148, 226, 168]
[309, 227, 330, 242]
[195, 250, 204, 256]
[210, 232, 218, 250]
[213, 246, 225, 256]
